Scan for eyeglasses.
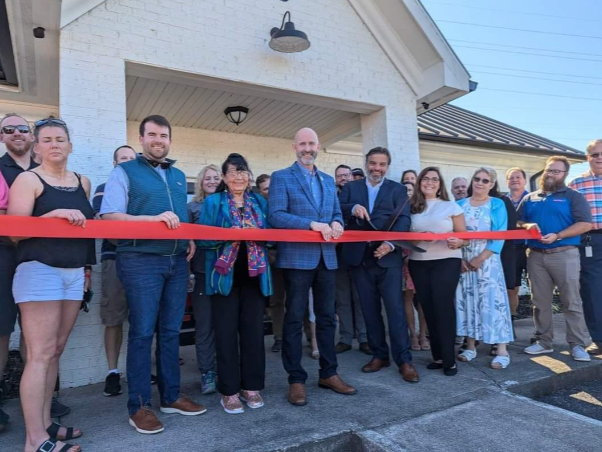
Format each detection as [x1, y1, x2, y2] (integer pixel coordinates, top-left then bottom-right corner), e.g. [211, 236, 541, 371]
[589, 152, 602, 159]
[1, 125, 31, 134]
[336, 173, 352, 179]
[545, 169, 566, 175]
[225, 169, 250, 179]
[34, 118, 67, 128]
[473, 176, 491, 184]
[421, 177, 440, 183]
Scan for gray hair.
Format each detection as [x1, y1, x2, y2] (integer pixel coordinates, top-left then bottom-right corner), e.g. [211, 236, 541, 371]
[451, 176, 468, 185]
[472, 166, 498, 184]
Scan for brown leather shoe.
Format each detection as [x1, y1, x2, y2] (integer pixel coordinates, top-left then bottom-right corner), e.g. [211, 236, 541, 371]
[335, 342, 352, 354]
[399, 363, 420, 383]
[359, 342, 373, 355]
[160, 394, 207, 416]
[288, 383, 307, 406]
[129, 407, 164, 434]
[361, 358, 391, 373]
[318, 375, 357, 395]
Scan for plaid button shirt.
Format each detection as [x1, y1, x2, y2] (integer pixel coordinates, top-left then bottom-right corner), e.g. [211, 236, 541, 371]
[568, 170, 602, 230]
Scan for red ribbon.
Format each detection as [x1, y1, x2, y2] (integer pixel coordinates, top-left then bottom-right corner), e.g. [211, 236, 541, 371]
[0, 216, 541, 242]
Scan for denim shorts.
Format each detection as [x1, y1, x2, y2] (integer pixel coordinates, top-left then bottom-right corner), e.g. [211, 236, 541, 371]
[13, 261, 85, 303]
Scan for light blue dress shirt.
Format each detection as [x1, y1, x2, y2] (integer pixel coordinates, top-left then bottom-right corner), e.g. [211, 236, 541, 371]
[296, 161, 323, 209]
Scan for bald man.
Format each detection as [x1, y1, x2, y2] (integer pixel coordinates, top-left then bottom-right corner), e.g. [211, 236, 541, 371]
[268, 128, 357, 406]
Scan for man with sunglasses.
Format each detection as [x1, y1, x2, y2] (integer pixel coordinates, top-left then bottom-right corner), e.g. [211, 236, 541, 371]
[0, 114, 39, 432]
[518, 156, 592, 362]
[568, 139, 602, 354]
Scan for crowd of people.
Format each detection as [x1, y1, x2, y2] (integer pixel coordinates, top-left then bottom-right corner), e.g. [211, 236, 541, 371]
[0, 112, 601, 452]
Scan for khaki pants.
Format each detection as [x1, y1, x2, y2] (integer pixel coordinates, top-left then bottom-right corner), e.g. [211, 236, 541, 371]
[527, 247, 590, 348]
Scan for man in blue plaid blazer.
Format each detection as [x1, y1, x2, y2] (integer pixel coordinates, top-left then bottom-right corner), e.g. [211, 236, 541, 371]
[268, 128, 357, 406]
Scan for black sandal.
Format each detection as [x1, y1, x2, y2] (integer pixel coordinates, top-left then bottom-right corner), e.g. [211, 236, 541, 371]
[37, 438, 80, 452]
[47, 422, 82, 440]
[490, 344, 498, 356]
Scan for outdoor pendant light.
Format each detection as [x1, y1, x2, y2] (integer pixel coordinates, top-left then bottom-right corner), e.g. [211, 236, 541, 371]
[224, 106, 249, 126]
[269, 11, 311, 53]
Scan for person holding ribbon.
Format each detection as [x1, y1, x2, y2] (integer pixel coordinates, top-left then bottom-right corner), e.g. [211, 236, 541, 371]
[188, 164, 221, 395]
[455, 167, 514, 369]
[408, 167, 465, 376]
[7, 117, 95, 452]
[197, 153, 272, 415]
[0, 171, 7, 213]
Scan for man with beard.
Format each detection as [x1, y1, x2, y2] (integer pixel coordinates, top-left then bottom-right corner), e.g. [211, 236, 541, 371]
[0, 114, 38, 432]
[518, 156, 592, 361]
[333, 164, 369, 354]
[450, 177, 468, 201]
[269, 127, 357, 406]
[339, 147, 419, 382]
[101, 115, 206, 433]
[569, 139, 602, 354]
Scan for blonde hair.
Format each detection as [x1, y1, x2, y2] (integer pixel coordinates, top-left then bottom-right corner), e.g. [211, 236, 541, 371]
[193, 164, 221, 203]
[586, 139, 602, 153]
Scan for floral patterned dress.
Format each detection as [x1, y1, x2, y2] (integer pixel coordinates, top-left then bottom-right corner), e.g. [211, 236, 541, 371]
[455, 200, 514, 344]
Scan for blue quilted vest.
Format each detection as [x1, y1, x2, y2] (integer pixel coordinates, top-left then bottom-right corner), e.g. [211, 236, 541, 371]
[117, 156, 189, 255]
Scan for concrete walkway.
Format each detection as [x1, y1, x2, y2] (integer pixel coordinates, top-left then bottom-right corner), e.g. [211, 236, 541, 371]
[3, 315, 602, 451]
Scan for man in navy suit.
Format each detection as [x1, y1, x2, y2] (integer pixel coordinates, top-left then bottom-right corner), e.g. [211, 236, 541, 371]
[339, 147, 419, 383]
[269, 128, 357, 406]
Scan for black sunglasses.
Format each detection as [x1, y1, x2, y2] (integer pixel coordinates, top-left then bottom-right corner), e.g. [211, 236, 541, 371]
[1, 125, 31, 134]
[589, 152, 602, 159]
[473, 176, 491, 184]
[34, 118, 67, 128]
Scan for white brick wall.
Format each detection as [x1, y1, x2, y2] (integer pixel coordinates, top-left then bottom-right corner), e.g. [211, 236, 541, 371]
[57, 0, 418, 387]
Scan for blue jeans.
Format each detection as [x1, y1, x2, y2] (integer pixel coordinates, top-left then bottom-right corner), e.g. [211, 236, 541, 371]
[117, 252, 188, 416]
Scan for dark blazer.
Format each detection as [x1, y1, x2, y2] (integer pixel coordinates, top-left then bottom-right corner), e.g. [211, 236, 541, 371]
[339, 178, 410, 268]
[268, 162, 343, 270]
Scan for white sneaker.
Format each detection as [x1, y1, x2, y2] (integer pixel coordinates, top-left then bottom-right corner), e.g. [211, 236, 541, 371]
[524, 342, 554, 355]
[572, 345, 591, 362]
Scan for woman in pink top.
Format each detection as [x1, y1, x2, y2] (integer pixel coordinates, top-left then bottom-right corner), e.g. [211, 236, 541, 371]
[0, 171, 8, 213]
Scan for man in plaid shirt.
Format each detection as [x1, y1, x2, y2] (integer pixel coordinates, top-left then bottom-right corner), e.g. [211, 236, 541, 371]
[568, 139, 602, 353]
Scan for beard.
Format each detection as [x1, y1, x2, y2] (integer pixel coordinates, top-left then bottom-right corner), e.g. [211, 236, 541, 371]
[540, 175, 565, 192]
[368, 171, 384, 184]
[297, 151, 317, 166]
[5, 140, 32, 156]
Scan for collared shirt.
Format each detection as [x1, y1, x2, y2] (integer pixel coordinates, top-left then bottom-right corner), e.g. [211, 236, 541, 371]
[99, 164, 166, 215]
[0, 152, 39, 187]
[366, 177, 385, 213]
[506, 190, 529, 211]
[518, 185, 592, 249]
[295, 161, 323, 209]
[568, 170, 602, 230]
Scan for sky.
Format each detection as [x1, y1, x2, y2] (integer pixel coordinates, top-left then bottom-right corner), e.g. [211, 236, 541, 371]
[421, 0, 601, 179]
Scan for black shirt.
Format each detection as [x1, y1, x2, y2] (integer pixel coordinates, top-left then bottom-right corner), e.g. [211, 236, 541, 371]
[0, 152, 39, 187]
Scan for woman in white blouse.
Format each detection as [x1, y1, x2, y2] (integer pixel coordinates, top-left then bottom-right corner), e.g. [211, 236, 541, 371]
[409, 167, 466, 376]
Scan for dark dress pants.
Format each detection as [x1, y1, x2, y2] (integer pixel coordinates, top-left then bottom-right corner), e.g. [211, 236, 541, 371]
[409, 258, 461, 368]
[282, 260, 338, 384]
[580, 233, 602, 343]
[350, 257, 412, 366]
[211, 279, 266, 396]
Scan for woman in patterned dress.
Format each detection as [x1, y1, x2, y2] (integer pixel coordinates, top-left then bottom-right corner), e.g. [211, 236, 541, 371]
[456, 167, 514, 369]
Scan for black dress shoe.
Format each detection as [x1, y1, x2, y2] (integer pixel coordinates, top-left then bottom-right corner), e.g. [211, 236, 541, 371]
[50, 398, 70, 418]
[444, 365, 458, 376]
[335, 342, 352, 354]
[426, 362, 443, 370]
[271, 340, 283, 353]
[359, 342, 372, 355]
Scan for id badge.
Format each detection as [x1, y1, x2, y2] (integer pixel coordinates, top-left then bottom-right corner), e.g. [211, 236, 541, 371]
[585, 246, 593, 258]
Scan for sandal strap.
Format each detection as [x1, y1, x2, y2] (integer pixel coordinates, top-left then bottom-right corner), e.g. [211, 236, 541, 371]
[46, 422, 61, 439]
[38, 439, 57, 452]
[59, 444, 77, 452]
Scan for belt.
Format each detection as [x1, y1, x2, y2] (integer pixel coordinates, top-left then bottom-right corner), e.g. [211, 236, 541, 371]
[529, 246, 576, 254]
[589, 229, 602, 234]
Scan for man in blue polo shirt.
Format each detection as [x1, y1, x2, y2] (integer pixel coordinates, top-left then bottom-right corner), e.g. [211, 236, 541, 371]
[518, 156, 592, 361]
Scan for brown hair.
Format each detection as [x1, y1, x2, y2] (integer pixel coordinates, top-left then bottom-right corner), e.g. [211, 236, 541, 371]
[586, 139, 602, 153]
[505, 167, 526, 180]
[410, 166, 450, 214]
[545, 156, 570, 173]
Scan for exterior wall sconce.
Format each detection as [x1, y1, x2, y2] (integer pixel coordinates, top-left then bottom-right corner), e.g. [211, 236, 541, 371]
[269, 11, 310, 53]
[224, 106, 249, 126]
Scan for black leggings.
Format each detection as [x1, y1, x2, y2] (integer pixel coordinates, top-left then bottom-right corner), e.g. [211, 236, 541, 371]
[409, 258, 461, 368]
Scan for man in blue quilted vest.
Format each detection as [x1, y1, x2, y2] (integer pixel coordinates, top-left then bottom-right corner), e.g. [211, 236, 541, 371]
[269, 127, 357, 407]
[101, 115, 206, 434]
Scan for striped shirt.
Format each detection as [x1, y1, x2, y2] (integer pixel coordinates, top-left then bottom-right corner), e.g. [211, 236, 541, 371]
[568, 170, 602, 230]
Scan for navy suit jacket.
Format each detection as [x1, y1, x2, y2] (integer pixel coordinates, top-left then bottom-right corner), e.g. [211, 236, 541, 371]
[268, 162, 343, 270]
[339, 178, 410, 268]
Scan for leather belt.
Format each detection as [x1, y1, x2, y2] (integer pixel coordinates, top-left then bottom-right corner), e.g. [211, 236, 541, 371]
[529, 246, 576, 254]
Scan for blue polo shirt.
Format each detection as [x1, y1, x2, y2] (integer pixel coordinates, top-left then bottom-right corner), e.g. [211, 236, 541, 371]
[517, 185, 592, 249]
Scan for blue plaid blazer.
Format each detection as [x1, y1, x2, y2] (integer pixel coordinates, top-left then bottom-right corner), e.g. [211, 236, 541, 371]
[268, 162, 343, 270]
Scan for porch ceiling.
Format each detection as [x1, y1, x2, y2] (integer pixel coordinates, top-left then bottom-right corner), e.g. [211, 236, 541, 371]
[126, 74, 363, 142]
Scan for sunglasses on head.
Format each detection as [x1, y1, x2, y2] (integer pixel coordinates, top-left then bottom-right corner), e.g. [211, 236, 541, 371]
[35, 118, 67, 128]
[1, 125, 31, 134]
[589, 152, 602, 159]
[473, 176, 491, 184]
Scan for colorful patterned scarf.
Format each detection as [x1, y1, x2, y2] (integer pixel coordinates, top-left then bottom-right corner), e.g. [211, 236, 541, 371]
[214, 191, 267, 276]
